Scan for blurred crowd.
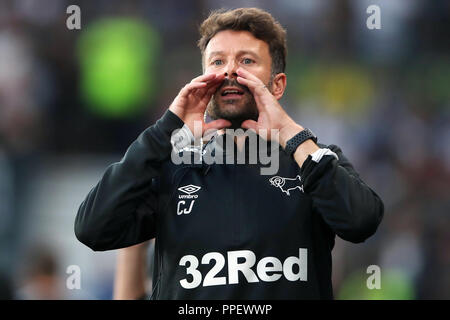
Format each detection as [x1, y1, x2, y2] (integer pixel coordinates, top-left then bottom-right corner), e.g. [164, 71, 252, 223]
[0, 0, 448, 299]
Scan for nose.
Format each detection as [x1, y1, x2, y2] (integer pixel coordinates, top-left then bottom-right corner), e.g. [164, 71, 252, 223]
[224, 60, 238, 79]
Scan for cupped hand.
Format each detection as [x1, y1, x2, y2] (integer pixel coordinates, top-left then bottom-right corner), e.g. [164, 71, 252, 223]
[236, 67, 302, 145]
[169, 73, 231, 135]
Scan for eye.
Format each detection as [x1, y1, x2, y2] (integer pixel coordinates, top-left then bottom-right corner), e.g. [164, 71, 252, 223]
[242, 58, 254, 64]
[212, 60, 223, 66]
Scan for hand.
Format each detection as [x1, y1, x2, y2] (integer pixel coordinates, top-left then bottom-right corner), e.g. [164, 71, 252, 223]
[113, 241, 150, 300]
[235, 68, 301, 146]
[169, 73, 231, 135]
[236, 67, 319, 166]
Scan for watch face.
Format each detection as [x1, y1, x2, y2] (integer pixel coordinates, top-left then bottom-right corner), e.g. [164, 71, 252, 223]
[307, 129, 318, 142]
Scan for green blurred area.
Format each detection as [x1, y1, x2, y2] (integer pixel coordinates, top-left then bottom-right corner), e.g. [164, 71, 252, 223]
[289, 58, 375, 116]
[404, 58, 450, 111]
[288, 56, 450, 116]
[337, 268, 415, 300]
[77, 18, 160, 118]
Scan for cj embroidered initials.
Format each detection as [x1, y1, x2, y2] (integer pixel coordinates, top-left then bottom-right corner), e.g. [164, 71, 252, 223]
[177, 200, 195, 215]
[177, 184, 201, 215]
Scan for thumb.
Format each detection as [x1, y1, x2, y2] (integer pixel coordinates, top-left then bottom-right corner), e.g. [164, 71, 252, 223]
[204, 119, 231, 132]
[241, 119, 259, 133]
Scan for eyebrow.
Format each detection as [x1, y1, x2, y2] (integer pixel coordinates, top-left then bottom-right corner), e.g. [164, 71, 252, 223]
[207, 50, 259, 60]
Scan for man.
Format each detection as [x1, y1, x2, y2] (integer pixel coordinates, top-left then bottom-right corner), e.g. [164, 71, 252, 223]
[75, 7, 384, 299]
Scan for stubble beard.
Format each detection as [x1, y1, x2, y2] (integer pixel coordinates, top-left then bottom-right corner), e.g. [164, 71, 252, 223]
[206, 79, 264, 130]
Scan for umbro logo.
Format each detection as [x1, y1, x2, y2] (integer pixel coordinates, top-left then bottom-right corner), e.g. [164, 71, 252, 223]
[178, 184, 201, 195]
[177, 185, 201, 215]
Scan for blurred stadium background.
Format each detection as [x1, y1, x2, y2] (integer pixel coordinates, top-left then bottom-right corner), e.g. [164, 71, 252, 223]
[0, 0, 448, 299]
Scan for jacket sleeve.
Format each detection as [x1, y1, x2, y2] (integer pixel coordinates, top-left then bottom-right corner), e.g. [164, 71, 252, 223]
[74, 110, 185, 251]
[300, 144, 384, 243]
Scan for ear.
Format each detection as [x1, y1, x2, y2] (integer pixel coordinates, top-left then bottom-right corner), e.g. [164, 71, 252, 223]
[270, 73, 287, 100]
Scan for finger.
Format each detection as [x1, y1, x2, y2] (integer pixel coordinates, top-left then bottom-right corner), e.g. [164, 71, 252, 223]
[192, 74, 224, 98]
[241, 119, 259, 132]
[196, 79, 223, 101]
[191, 73, 225, 86]
[236, 67, 264, 83]
[236, 76, 256, 91]
[236, 67, 269, 94]
[211, 72, 226, 81]
[236, 77, 267, 113]
[202, 73, 225, 88]
[237, 70, 274, 110]
[191, 73, 217, 83]
[236, 74, 266, 94]
[179, 82, 207, 98]
[204, 119, 232, 132]
[236, 67, 270, 92]
[204, 80, 222, 97]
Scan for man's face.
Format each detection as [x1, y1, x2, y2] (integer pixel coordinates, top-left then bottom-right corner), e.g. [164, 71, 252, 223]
[204, 30, 273, 129]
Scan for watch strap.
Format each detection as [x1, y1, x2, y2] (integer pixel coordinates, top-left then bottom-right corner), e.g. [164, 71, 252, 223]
[284, 128, 317, 157]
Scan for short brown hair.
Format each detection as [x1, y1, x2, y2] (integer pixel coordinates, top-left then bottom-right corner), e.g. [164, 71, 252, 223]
[198, 7, 287, 76]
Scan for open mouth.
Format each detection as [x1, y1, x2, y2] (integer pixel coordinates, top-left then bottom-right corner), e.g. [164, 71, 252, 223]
[220, 87, 245, 97]
[220, 86, 245, 99]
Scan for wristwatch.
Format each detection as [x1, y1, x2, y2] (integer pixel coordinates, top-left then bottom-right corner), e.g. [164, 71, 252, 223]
[284, 128, 318, 157]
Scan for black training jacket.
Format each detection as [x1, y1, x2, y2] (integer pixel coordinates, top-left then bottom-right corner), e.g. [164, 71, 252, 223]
[74, 110, 384, 299]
